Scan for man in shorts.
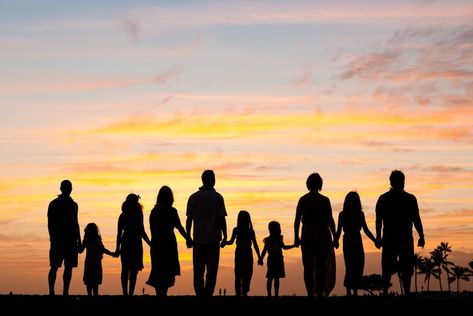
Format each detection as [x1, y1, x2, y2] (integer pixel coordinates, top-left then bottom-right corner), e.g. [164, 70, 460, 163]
[48, 179, 81, 296]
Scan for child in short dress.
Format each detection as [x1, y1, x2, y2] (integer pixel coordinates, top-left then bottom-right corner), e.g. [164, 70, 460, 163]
[258, 221, 296, 297]
[79, 223, 116, 296]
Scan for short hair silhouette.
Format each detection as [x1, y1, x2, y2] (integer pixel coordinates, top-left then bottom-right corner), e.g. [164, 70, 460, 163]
[389, 170, 405, 190]
[201, 170, 216, 188]
[157, 185, 174, 207]
[60, 180, 72, 193]
[306, 173, 322, 191]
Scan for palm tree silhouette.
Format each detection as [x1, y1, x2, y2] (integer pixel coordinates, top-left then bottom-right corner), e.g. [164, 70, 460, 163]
[419, 257, 438, 292]
[437, 242, 453, 292]
[450, 265, 470, 293]
[413, 253, 423, 293]
[430, 248, 444, 292]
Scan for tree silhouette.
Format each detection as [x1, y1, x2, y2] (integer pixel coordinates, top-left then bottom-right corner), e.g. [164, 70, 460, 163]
[450, 265, 470, 293]
[418, 257, 439, 292]
[413, 253, 423, 293]
[430, 248, 444, 292]
[437, 242, 453, 292]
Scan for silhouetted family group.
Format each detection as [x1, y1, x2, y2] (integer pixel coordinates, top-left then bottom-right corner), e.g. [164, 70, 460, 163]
[47, 170, 424, 297]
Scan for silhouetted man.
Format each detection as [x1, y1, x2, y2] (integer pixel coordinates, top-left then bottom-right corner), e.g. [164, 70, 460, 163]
[48, 180, 81, 296]
[375, 170, 425, 295]
[186, 170, 227, 296]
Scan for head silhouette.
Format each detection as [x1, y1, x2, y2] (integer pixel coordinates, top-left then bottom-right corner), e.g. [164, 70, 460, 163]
[60, 180, 72, 196]
[306, 173, 323, 192]
[343, 191, 362, 214]
[122, 193, 142, 214]
[389, 170, 405, 190]
[84, 223, 100, 240]
[237, 210, 252, 230]
[268, 221, 281, 237]
[157, 185, 174, 207]
[201, 170, 216, 188]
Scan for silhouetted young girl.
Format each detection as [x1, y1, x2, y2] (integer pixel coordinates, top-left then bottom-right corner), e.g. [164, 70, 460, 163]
[333, 191, 377, 296]
[258, 221, 296, 297]
[222, 210, 261, 296]
[79, 223, 116, 296]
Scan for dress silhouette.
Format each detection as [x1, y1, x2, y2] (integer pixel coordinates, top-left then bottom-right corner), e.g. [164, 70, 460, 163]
[79, 223, 116, 296]
[294, 172, 336, 297]
[375, 170, 425, 295]
[258, 221, 296, 297]
[333, 191, 377, 296]
[222, 210, 261, 296]
[116, 193, 151, 296]
[47, 179, 81, 296]
[186, 170, 227, 297]
[146, 186, 191, 296]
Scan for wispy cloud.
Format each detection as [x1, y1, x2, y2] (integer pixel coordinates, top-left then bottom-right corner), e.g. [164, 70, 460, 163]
[1, 64, 184, 96]
[117, 17, 141, 43]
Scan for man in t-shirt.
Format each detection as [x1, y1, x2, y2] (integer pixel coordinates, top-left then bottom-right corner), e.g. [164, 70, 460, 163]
[186, 170, 227, 296]
[47, 179, 81, 296]
[376, 170, 425, 296]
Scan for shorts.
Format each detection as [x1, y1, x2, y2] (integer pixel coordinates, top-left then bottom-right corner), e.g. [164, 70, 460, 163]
[49, 243, 78, 268]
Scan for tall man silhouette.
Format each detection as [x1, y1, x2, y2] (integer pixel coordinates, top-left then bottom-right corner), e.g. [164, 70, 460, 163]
[375, 170, 425, 295]
[186, 170, 227, 296]
[47, 180, 81, 295]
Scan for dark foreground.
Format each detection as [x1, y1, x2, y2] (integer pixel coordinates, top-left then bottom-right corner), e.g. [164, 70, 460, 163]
[2, 293, 472, 314]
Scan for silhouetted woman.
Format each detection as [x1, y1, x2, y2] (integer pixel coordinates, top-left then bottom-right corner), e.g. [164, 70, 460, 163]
[294, 172, 336, 297]
[79, 223, 116, 296]
[258, 221, 296, 297]
[222, 210, 261, 296]
[333, 191, 377, 296]
[115, 193, 151, 296]
[146, 186, 191, 296]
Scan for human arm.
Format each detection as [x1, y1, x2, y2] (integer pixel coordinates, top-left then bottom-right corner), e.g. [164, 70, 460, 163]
[115, 216, 123, 255]
[361, 212, 377, 245]
[141, 213, 151, 247]
[185, 216, 193, 248]
[375, 197, 383, 249]
[103, 247, 116, 257]
[74, 202, 82, 248]
[412, 196, 425, 248]
[294, 199, 302, 247]
[222, 227, 237, 248]
[175, 209, 193, 248]
[258, 241, 267, 266]
[219, 216, 227, 246]
[333, 212, 343, 249]
[251, 229, 261, 260]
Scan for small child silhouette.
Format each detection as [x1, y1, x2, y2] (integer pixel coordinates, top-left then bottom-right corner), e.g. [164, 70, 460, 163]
[258, 221, 296, 297]
[221, 210, 261, 296]
[79, 223, 117, 296]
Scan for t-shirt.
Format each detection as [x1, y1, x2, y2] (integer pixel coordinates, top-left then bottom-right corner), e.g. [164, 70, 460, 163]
[186, 187, 227, 243]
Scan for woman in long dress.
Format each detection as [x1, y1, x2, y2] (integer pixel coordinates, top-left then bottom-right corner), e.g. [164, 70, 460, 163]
[146, 186, 191, 296]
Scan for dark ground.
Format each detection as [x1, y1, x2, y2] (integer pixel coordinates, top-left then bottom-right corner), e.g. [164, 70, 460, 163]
[1, 293, 472, 314]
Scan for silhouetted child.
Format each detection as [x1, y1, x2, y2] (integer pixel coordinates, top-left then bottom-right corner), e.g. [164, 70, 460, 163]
[258, 221, 296, 297]
[79, 223, 116, 296]
[333, 191, 377, 296]
[222, 210, 261, 296]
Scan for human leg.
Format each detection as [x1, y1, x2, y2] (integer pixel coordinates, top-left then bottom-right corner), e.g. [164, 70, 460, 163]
[204, 243, 220, 296]
[193, 244, 205, 296]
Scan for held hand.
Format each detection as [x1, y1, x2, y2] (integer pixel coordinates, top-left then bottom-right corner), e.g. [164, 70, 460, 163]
[113, 251, 119, 258]
[257, 259, 264, 266]
[294, 237, 301, 247]
[375, 238, 382, 249]
[333, 240, 339, 249]
[418, 236, 425, 248]
[220, 240, 226, 248]
[186, 239, 193, 249]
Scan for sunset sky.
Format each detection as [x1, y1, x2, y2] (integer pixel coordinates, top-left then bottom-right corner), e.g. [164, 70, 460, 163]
[1, 0, 472, 296]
